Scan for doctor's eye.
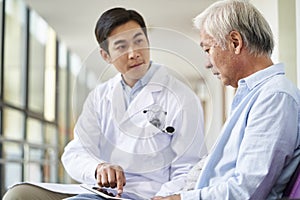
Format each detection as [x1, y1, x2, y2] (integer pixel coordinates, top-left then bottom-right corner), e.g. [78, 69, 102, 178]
[134, 38, 147, 47]
[116, 44, 128, 51]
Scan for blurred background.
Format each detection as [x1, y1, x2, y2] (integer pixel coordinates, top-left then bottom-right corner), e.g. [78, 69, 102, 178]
[0, 0, 299, 196]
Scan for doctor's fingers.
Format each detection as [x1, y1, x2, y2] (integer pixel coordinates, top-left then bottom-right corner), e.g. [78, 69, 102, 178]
[116, 169, 126, 194]
[106, 167, 126, 189]
[97, 169, 115, 188]
[96, 172, 108, 187]
[97, 169, 126, 190]
[96, 164, 126, 188]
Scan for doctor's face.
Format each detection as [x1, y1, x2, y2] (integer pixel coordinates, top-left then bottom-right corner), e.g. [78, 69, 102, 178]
[101, 20, 150, 87]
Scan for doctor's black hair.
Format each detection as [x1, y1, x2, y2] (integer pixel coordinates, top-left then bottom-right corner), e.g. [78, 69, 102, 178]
[94, 7, 148, 54]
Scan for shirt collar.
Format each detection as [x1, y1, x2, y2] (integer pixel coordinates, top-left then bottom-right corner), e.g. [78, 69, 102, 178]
[120, 61, 159, 89]
[139, 61, 158, 87]
[238, 63, 285, 90]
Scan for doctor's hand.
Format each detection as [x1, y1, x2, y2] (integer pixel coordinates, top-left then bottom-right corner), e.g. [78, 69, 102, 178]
[151, 194, 181, 200]
[95, 163, 126, 196]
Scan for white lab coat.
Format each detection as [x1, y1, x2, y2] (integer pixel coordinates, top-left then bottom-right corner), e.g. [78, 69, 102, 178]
[62, 63, 207, 199]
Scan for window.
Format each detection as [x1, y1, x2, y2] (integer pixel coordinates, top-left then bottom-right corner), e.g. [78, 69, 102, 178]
[3, 0, 26, 108]
[0, 0, 81, 196]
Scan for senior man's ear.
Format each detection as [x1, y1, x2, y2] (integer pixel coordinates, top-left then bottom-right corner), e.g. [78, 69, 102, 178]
[100, 49, 112, 63]
[229, 30, 243, 54]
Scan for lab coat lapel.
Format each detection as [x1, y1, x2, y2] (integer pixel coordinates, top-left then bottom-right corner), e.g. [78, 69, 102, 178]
[108, 74, 127, 123]
[125, 66, 167, 119]
[110, 65, 167, 126]
[121, 84, 158, 124]
[118, 84, 164, 137]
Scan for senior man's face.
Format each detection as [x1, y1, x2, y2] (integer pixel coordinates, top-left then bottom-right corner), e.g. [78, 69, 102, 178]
[199, 30, 239, 87]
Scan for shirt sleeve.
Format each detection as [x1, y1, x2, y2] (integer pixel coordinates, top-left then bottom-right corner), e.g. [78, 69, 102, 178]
[180, 189, 201, 200]
[182, 92, 299, 200]
[61, 90, 104, 184]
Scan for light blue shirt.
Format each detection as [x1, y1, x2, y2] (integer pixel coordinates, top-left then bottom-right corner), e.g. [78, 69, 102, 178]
[121, 61, 158, 108]
[181, 63, 300, 200]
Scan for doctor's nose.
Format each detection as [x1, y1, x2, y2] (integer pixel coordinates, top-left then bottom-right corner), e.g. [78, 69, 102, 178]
[128, 47, 140, 59]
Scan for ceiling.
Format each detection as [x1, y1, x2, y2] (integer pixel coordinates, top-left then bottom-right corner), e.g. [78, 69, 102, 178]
[23, 0, 217, 62]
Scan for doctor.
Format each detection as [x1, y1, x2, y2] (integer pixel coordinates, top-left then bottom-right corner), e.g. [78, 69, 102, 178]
[62, 7, 207, 200]
[2, 7, 207, 200]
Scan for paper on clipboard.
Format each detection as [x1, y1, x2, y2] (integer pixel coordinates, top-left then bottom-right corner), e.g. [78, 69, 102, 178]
[80, 184, 131, 200]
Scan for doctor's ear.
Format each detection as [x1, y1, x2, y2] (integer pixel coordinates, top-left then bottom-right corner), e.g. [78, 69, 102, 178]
[100, 49, 112, 63]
